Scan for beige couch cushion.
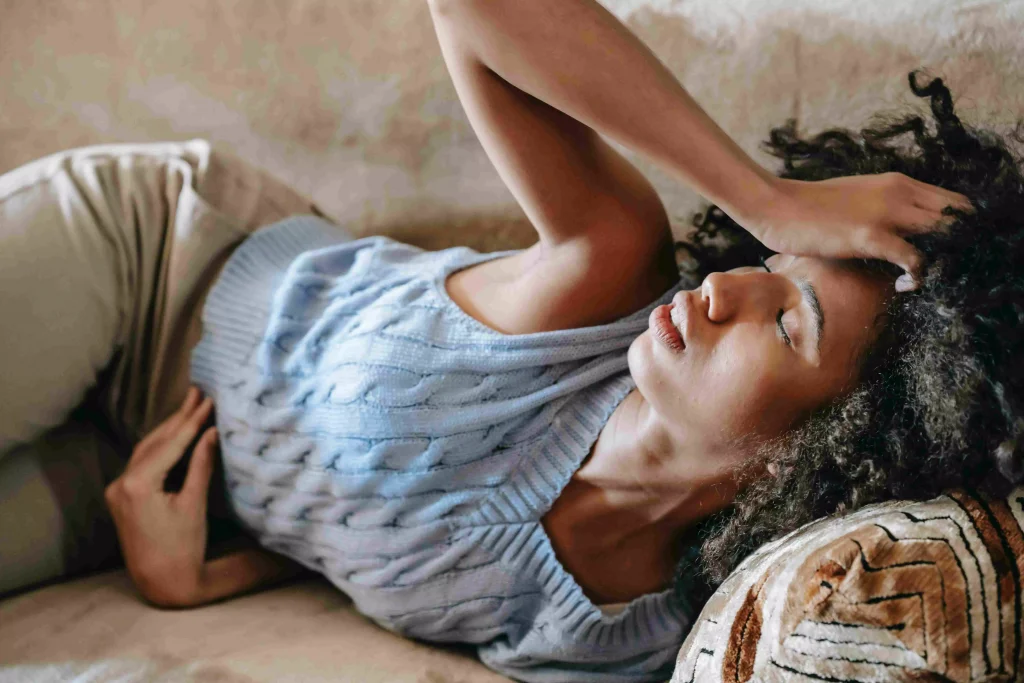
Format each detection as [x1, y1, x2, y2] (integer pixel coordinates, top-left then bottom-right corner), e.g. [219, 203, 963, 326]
[672, 487, 1024, 682]
[2, 0, 1022, 255]
[0, 570, 512, 683]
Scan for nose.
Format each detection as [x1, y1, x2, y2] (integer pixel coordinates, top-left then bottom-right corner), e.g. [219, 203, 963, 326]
[700, 271, 752, 323]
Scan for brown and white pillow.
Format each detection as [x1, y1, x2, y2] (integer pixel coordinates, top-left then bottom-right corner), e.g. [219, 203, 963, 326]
[673, 487, 1024, 682]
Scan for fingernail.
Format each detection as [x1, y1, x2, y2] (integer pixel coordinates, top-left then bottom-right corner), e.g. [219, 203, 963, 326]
[896, 274, 916, 292]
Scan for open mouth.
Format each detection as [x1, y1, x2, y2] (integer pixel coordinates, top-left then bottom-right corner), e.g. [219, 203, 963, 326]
[650, 303, 684, 352]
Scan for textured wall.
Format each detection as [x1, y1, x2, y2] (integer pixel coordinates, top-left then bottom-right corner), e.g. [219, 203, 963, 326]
[2, 0, 1023, 253]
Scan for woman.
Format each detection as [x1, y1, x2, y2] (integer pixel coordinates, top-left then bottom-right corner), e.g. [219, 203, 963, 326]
[1, 1, 1007, 682]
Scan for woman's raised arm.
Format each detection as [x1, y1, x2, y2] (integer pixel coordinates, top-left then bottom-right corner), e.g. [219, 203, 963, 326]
[428, 0, 970, 290]
[428, 0, 775, 227]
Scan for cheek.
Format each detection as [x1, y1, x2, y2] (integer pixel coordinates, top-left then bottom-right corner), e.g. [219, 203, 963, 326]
[696, 335, 806, 438]
[628, 330, 811, 440]
[704, 344, 774, 419]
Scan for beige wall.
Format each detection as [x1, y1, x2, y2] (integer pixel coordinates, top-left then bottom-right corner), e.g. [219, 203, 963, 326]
[2, 0, 1022, 252]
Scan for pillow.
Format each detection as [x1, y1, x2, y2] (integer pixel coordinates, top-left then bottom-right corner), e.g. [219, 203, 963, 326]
[672, 487, 1024, 682]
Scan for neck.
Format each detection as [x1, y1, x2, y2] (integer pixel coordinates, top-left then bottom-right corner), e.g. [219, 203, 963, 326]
[570, 388, 740, 548]
[543, 388, 741, 602]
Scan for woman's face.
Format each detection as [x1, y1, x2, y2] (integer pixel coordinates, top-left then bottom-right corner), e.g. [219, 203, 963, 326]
[628, 253, 893, 456]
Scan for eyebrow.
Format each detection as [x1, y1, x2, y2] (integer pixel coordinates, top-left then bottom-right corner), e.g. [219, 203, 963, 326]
[795, 278, 825, 355]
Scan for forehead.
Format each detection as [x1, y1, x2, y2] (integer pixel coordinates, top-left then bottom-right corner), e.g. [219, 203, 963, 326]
[769, 254, 892, 368]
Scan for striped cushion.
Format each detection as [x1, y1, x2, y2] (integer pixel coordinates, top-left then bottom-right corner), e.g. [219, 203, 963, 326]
[672, 487, 1024, 682]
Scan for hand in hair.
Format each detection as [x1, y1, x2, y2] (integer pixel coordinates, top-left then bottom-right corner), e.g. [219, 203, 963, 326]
[738, 169, 971, 292]
[678, 71, 1024, 587]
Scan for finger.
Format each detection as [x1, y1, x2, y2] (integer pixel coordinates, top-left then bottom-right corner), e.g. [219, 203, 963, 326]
[129, 387, 205, 471]
[168, 395, 215, 455]
[894, 204, 947, 235]
[163, 386, 206, 437]
[180, 426, 217, 511]
[895, 273, 917, 292]
[138, 395, 215, 482]
[912, 190, 953, 213]
[137, 386, 204, 454]
[909, 179, 973, 212]
[864, 231, 923, 292]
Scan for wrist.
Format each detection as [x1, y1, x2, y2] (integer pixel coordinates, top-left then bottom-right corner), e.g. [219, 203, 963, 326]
[721, 171, 787, 239]
[137, 568, 206, 608]
[194, 547, 308, 606]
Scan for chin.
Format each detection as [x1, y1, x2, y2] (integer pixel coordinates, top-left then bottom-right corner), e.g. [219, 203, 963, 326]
[626, 332, 657, 393]
[628, 331, 695, 415]
[626, 331, 645, 371]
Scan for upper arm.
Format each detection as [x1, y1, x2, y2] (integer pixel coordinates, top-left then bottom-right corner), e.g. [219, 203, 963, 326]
[428, 4, 671, 255]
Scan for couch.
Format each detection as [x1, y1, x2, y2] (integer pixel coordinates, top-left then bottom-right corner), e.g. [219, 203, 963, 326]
[2, 0, 1023, 680]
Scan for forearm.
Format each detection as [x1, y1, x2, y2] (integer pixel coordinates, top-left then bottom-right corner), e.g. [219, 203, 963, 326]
[427, 0, 779, 221]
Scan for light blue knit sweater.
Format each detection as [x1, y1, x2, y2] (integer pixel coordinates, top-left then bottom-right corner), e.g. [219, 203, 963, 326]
[189, 215, 696, 683]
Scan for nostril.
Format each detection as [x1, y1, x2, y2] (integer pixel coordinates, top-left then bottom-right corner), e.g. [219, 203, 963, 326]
[701, 272, 731, 322]
[700, 278, 712, 302]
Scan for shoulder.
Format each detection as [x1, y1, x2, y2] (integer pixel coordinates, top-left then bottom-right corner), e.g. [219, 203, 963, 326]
[446, 229, 681, 335]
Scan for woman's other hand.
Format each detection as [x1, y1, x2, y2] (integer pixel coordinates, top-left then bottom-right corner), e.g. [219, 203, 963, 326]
[742, 173, 972, 291]
[104, 386, 218, 608]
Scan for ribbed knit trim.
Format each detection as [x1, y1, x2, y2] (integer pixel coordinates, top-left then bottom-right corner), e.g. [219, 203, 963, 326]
[468, 372, 689, 652]
[190, 215, 355, 392]
[432, 246, 680, 349]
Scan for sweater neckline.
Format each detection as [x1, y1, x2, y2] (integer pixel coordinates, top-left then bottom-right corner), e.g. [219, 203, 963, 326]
[467, 371, 688, 638]
[432, 245, 683, 341]
[435, 244, 691, 634]
[432, 246, 523, 338]
[533, 375, 684, 630]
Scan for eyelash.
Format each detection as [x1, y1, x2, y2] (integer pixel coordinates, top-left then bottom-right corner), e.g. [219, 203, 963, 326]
[776, 309, 792, 346]
[760, 256, 793, 346]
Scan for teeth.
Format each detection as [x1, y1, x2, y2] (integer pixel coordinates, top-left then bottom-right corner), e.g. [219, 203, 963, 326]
[670, 306, 682, 333]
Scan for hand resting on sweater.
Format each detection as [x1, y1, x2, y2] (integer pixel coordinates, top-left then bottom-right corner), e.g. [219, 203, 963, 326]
[104, 386, 306, 608]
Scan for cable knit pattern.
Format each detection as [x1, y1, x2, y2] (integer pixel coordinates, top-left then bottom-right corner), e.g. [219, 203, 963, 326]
[189, 215, 693, 683]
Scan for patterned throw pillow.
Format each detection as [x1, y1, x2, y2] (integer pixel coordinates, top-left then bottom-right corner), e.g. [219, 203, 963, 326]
[672, 487, 1024, 683]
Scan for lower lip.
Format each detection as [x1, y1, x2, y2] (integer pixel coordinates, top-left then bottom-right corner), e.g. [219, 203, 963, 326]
[650, 303, 684, 352]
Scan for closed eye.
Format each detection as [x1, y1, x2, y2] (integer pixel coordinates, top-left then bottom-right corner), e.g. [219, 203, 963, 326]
[776, 309, 792, 346]
[762, 257, 793, 347]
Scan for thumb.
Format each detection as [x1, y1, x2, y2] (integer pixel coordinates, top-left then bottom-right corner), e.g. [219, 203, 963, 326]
[180, 427, 218, 510]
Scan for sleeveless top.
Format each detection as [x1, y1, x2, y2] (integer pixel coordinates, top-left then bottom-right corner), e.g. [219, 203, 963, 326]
[189, 215, 699, 682]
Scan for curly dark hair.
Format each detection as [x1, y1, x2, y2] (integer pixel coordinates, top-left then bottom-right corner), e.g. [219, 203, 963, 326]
[669, 70, 1024, 607]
